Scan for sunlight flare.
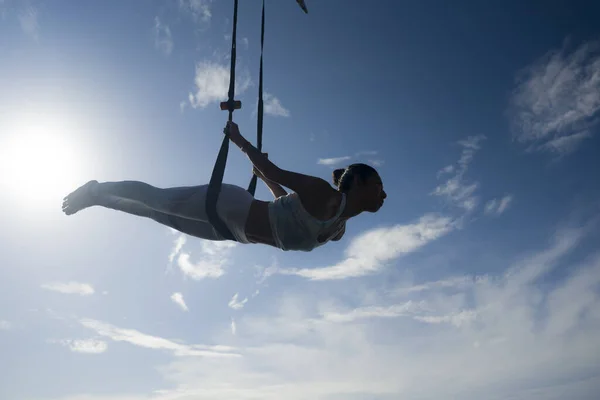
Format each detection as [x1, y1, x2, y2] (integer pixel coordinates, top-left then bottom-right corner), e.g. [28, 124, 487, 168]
[0, 110, 91, 212]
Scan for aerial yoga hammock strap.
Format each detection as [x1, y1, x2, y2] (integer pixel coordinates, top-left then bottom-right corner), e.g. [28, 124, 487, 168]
[206, 0, 306, 241]
[206, 0, 266, 241]
[247, 0, 266, 196]
[205, 0, 242, 242]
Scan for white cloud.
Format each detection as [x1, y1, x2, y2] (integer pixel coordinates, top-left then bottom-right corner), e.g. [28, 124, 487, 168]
[231, 318, 237, 335]
[51, 338, 108, 354]
[154, 17, 173, 56]
[321, 301, 425, 323]
[541, 130, 593, 154]
[41, 281, 95, 296]
[432, 135, 485, 211]
[46, 219, 600, 400]
[508, 39, 600, 155]
[484, 195, 513, 216]
[177, 253, 226, 280]
[171, 292, 189, 311]
[392, 275, 476, 296]
[169, 234, 237, 280]
[128, 229, 600, 399]
[322, 301, 477, 328]
[263, 92, 290, 117]
[179, 0, 212, 23]
[317, 156, 352, 166]
[169, 234, 187, 264]
[79, 318, 240, 358]
[278, 213, 456, 280]
[18, 6, 38, 40]
[437, 164, 455, 177]
[414, 309, 478, 327]
[188, 61, 251, 109]
[0, 320, 11, 330]
[228, 293, 248, 310]
[317, 151, 385, 168]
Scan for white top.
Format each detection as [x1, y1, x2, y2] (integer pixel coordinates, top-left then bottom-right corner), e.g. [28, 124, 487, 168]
[267, 192, 346, 252]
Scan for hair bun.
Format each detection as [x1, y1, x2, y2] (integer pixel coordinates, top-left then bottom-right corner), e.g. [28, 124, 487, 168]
[332, 168, 345, 187]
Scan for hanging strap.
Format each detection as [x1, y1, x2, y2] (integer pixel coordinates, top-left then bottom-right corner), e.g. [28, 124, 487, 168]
[247, 0, 266, 195]
[206, 0, 240, 242]
[206, 0, 304, 241]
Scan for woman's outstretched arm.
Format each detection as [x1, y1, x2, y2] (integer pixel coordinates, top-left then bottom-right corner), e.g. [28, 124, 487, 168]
[226, 122, 278, 180]
[226, 121, 334, 201]
[253, 163, 288, 198]
[251, 152, 288, 198]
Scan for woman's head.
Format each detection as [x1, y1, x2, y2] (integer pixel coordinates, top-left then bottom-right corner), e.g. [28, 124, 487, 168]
[332, 163, 386, 212]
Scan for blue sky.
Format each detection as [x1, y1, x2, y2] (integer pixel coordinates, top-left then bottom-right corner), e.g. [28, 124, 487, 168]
[1, 0, 600, 399]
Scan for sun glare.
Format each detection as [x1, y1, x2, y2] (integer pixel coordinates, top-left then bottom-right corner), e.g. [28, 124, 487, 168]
[0, 112, 91, 213]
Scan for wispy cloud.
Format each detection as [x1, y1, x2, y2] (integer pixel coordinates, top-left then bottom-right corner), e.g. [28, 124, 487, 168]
[140, 225, 598, 400]
[41, 281, 95, 296]
[321, 300, 425, 323]
[437, 164, 455, 177]
[484, 195, 514, 216]
[177, 247, 231, 280]
[18, 6, 39, 40]
[50, 338, 108, 354]
[317, 156, 352, 166]
[46, 219, 600, 400]
[508, 39, 600, 155]
[263, 92, 290, 117]
[169, 233, 187, 264]
[179, 0, 212, 23]
[79, 318, 240, 358]
[368, 159, 384, 167]
[171, 292, 189, 311]
[228, 293, 248, 310]
[317, 150, 384, 167]
[413, 310, 478, 327]
[168, 233, 237, 280]
[391, 275, 476, 296]
[432, 135, 486, 211]
[322, 300, 477, 328]
[278, 213, 456, 280]
[0, 1, 9, 20]
[188, 61, 251, 108]
[0, 320, 11, 330]
[154, 17, 173, 56]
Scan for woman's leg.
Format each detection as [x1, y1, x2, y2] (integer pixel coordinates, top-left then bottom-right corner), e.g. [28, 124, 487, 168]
[93, 180, 213, 222]
[62, 180, 224, 240]
[62, 180, 254, 243]
[104, 196, 225, 241]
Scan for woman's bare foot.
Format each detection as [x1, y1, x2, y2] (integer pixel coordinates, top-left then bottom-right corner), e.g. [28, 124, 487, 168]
[62, 180, 99, 215]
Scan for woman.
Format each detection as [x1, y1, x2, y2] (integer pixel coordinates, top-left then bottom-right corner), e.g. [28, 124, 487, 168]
[62, 121, 386, 251]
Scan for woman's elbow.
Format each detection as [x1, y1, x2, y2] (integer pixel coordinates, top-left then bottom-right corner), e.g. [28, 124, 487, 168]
[262, 165, 283, 184]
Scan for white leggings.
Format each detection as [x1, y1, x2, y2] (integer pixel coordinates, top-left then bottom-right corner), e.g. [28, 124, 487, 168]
[93, 181, 254, 243]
